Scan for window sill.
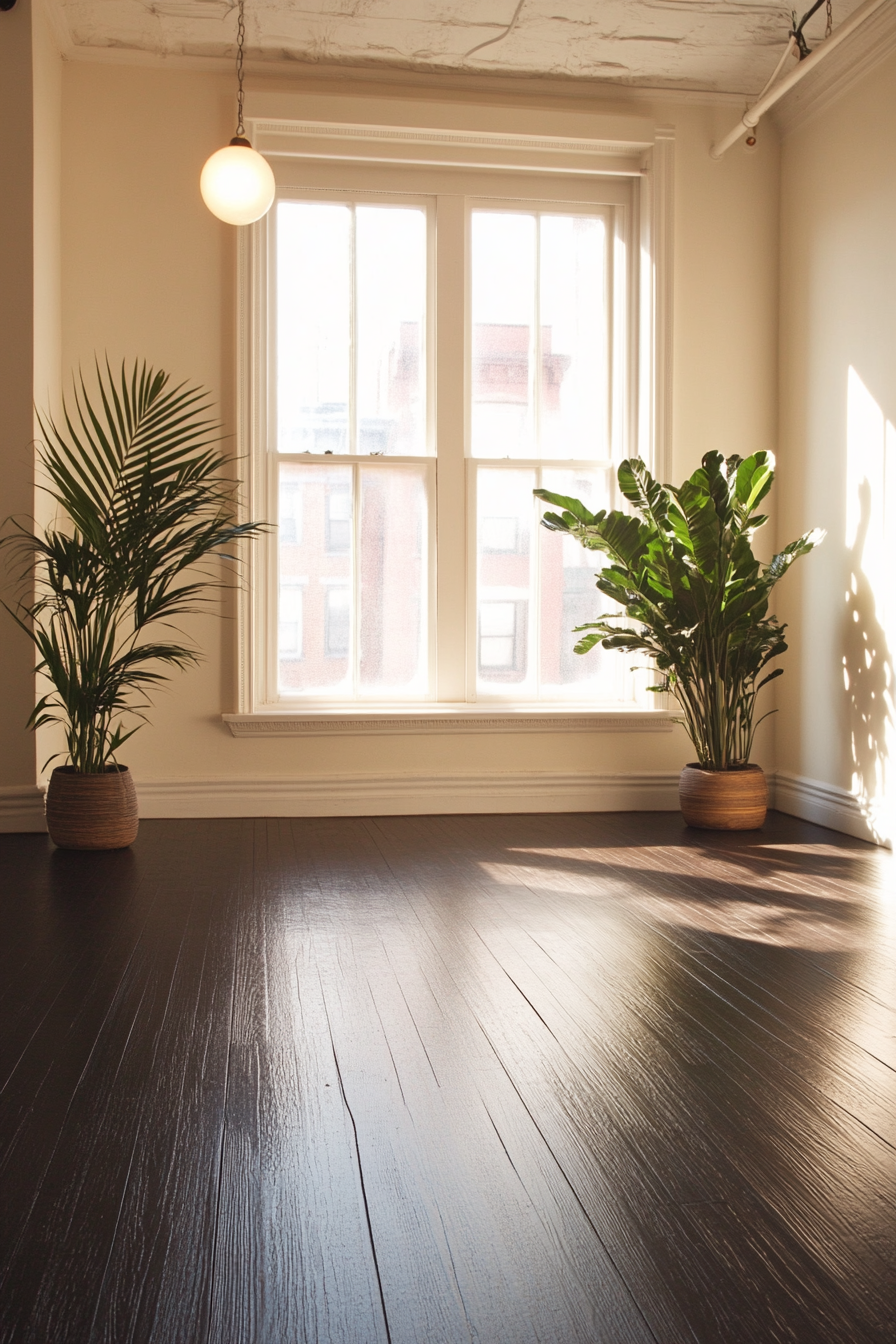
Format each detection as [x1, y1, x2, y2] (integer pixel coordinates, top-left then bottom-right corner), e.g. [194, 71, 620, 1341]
[223, 706, 675, 737]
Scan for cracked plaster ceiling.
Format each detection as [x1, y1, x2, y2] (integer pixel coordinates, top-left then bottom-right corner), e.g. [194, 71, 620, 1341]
[50, 0, 868, 95]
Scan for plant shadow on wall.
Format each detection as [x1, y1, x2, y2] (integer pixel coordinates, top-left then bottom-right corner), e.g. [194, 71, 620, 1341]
[843, 477, 894, 836]
[0, 360, 268, 851]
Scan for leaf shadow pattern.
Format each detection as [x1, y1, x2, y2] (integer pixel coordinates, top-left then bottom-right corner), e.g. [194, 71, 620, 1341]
[843, 479, 894, 841]
[488, 850, 879, 951]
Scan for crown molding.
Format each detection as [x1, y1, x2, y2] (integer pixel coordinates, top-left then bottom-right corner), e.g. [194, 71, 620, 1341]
[40, 0, 74, 60]
[771, 0, 896, 136]
[54, 37, 748, 108]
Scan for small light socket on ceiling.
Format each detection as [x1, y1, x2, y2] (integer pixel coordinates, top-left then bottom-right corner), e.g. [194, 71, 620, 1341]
[200, 0, 275, 226]
[1, 0, 19, 12]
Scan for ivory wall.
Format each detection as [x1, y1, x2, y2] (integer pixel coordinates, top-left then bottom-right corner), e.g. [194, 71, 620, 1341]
[776, 48, 896, 844]
[0, 0, 60, 830]
[2, 49, 782, 820]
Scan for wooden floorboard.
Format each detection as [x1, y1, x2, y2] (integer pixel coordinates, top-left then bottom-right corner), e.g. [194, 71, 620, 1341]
[1, 810, 894, 1343]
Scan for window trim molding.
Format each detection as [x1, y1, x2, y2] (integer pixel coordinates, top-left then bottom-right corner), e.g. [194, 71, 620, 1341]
[233, 117, 674, 724]
[646, 126, 675, 479]
[248, 116, 652, 178]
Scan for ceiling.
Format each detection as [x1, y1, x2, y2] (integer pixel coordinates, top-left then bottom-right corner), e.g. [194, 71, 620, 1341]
[50, 0, 867, 95]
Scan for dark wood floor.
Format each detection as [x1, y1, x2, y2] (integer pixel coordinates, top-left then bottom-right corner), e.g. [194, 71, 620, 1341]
[1, 811, 894, 1344]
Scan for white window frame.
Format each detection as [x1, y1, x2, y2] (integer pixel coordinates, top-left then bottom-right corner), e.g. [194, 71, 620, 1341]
[228, 119, 674, 738]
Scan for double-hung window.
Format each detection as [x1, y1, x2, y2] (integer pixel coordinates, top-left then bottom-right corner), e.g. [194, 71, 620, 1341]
[238, 128, 669, 716]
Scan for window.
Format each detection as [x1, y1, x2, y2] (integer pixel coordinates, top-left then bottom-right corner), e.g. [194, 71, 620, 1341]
[480, 515, 523, 554]
[278, 474, 303, 546]
[240, 132, 669, 713]
[479, 600, 527, 676]
[324, 586, 350, 659]
[279, 583, 303, 661]
[325, 486, 351, 554]
[470, 211, 609, 460]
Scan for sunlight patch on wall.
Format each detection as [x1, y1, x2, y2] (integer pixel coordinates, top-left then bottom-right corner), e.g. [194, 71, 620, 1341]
[845, 366, 896, 845]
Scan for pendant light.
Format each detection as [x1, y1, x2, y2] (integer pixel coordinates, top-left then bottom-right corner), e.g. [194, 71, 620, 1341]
[200, 0, 275, 226]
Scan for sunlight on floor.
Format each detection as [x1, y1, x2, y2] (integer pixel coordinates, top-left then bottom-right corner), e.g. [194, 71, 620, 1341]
[482, 842, 888, 950]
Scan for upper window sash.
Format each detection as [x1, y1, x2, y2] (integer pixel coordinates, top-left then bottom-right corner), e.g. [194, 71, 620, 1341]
[272, 189, 436, 461]
[465, 198, 629, 466]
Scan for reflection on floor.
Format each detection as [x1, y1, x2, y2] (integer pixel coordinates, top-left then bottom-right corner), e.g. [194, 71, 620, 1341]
[1, 811, 894, 1343]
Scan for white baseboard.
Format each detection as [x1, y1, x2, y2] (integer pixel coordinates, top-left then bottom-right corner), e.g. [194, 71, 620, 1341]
[0, 786, 47, 834]
[133, 770, 682, 819]
[9, 766, 881, 842]
[774, 770, 887, 846]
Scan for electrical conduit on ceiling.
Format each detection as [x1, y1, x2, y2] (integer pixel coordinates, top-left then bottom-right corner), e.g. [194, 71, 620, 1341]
[710, 0, 893, 158]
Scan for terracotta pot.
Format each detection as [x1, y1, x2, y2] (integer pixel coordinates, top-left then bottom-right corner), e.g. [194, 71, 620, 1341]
[679, 763, 767, 831]
[45, 765, 139, 850]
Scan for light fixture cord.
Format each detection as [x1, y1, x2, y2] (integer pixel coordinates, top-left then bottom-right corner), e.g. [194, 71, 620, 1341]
[236, 0, 246, 137]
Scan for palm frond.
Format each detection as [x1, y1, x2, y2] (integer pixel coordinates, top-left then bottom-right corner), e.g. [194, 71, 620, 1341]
[1, 358, 269, 772]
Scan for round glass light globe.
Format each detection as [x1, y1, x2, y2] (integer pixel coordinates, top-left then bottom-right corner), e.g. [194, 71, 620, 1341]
[200, 143, 275, 226]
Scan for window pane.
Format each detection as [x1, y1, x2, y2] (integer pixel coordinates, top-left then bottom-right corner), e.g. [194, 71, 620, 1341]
[471, 213, 536, 459]
[326, 485, 351, 553]
[471, 209, 608, 461]
[278, 201, 428, 458]
[477, 468, 534, 690]
[278, 463, 352, 693]
[539, 468, 623, 698]
[479, 600, 520, 669]
[279, 474, 303, 546]
[356, 207, 427, 456]
[540, 216, 607, 459]
[325, 587, 351, 658]
[279, 585, 303, 657]
[277, 202, 351, 454]
[359, 465, 428, 694]
[476, 466, 631, 700]
[278, 461, 429, 697]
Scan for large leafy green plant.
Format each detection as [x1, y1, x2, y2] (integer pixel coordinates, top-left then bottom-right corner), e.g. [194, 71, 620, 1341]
[535, 451, 822, 769]
[2, 361, 265, 773]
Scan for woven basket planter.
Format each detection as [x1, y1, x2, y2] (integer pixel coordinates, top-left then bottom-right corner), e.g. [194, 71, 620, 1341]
[679, 763, 767, 831]
[46, 766, 139, 850]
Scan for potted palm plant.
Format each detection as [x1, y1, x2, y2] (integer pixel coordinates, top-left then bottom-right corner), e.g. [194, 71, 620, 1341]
[2, 360, 266, 850]
[535, 451, 822, 829]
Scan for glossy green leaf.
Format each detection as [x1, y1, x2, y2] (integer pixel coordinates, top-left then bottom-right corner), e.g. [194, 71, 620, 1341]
[532, 446, 822, 768]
